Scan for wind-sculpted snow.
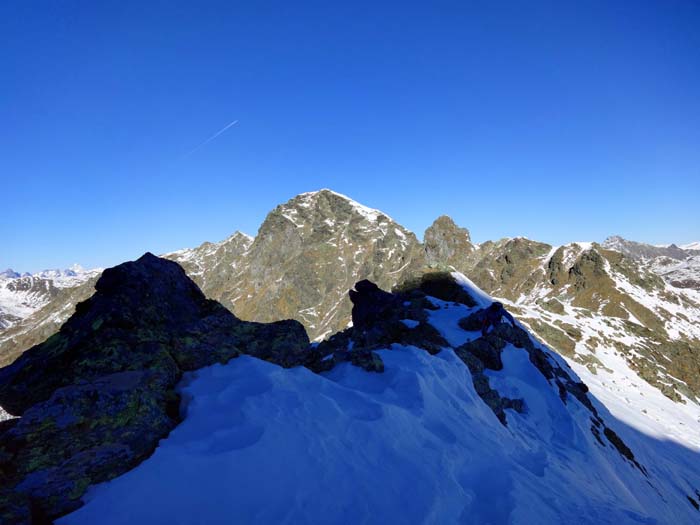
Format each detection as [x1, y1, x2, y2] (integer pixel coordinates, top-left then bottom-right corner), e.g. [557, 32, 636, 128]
[62, 350, 700, 524]
[61, 276, 700, 525]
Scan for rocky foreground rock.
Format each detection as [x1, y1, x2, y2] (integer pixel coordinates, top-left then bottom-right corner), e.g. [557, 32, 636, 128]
[0, 253, 309, 523]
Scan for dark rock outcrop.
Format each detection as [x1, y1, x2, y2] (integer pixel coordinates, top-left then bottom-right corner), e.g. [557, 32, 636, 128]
[0, 253, 309, 523]
[394, 271, 477, 307]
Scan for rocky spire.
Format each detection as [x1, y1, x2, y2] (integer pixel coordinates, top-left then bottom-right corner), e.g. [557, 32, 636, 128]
[424, 215, 475, 269]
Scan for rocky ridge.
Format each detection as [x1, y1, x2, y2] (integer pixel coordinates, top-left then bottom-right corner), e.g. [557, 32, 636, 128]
[423, 223, 700, 403]
[5, 262, 687, 522]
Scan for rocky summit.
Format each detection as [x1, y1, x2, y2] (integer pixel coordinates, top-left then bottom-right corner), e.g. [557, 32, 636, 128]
[0, 253, 309, 523]
[168, 189, 426, 341]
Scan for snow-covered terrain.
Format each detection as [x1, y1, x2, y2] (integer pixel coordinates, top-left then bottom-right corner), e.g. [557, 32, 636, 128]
[60, 276, 700, 524]
[602, 236, 700, 290]
[0, 265, 100, 331]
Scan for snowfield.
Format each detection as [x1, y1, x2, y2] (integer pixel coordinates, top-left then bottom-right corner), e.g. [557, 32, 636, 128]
[60, 278, 700, 525]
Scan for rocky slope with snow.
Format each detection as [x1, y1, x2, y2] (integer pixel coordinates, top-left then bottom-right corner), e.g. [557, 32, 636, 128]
[424, 221, 700, 404]
[0, 277, 99, 368]
[163, 231, 254, 294]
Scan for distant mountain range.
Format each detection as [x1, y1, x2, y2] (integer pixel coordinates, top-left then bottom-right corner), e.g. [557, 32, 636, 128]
[0, 265, 100, 331]
[602, 235, 700, 289]
[1, 190, 699, 405]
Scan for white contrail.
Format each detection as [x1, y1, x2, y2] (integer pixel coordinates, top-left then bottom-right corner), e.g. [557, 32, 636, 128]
[183, 119, 239, 158]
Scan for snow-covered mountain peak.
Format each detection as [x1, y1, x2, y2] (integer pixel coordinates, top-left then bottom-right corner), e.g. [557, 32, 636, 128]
[289, 189, 390, 224]
[68, 263, 86, 273]
[227, 230, 254, 243]
[601, 235, 700, 290]
[33, 265, 100, 282]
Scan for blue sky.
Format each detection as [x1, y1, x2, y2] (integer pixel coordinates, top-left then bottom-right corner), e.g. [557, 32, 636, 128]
[2, 1, 699, 272]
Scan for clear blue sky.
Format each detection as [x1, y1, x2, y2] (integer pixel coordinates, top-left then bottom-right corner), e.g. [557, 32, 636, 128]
[2, 1, 699, 272]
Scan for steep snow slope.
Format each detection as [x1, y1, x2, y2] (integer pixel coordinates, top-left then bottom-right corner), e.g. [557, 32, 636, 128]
[61, 275, 700, 525]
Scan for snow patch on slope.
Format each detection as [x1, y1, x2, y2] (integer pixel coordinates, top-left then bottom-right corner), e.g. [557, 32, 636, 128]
[297, 189, 390, 223]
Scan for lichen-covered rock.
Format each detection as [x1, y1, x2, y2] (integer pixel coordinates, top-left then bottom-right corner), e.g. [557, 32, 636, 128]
[0, 370, 177, 520]
[349, 280, 401, 331]
[0, 253, 310, 415]
[458, 310, 485, 331]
